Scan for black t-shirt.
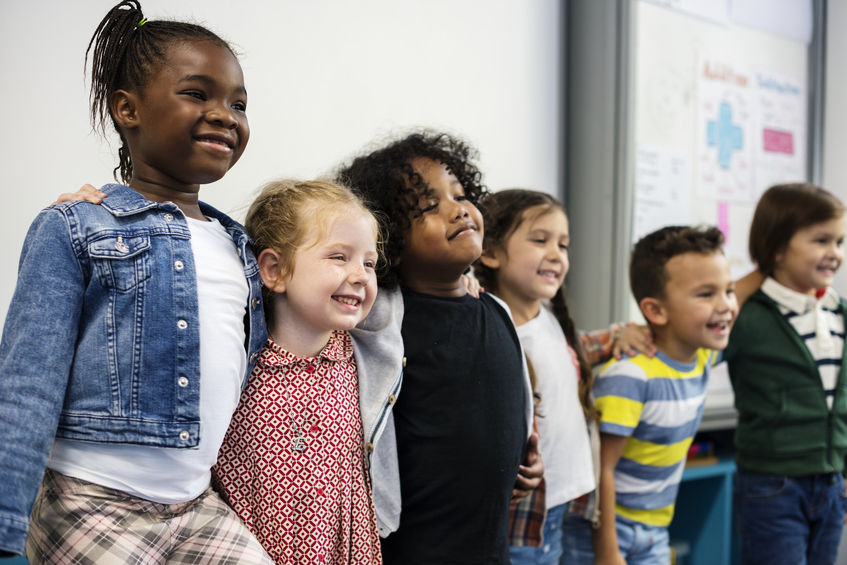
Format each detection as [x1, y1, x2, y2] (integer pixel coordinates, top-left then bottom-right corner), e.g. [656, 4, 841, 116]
[381, 289, 528, 565]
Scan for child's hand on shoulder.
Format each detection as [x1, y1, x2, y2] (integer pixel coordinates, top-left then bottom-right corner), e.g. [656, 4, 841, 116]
[612, 322, 655, 359]
[52, 184, 106, 205]
[460, 273, 484, 298]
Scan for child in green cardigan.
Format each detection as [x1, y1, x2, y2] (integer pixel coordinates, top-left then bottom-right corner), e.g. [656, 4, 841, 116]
[725, 183, 847, 565]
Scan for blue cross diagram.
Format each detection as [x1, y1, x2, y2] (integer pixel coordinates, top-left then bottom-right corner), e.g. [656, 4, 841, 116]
[706, 102, 743, 170]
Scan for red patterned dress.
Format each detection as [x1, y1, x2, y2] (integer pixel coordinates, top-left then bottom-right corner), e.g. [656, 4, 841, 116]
[213, 330, 382, 564]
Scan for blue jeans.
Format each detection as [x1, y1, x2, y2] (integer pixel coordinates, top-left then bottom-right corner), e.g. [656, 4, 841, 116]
[734, 469, 846, 565]
[510, 504, 567, 565]
[560, 513, 669, 565]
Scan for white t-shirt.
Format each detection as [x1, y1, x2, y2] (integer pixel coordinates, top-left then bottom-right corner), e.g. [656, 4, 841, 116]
[49, 217, 248, 503]
[517, 305, 595, 508]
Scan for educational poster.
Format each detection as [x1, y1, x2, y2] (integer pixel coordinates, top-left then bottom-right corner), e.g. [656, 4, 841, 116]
[697, 57, 755, 202]
[698, 57, 806, 203]
[632, 145, 691, 242]
[751, 69, 806, 195]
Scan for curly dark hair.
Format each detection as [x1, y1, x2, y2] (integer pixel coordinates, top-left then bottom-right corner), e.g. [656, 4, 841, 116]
[86, 0, 234, 183]
[336, 131, 488, 289]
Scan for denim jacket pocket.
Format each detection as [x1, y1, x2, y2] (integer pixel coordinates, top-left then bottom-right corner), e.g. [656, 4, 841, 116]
[89, 234, 152, 292]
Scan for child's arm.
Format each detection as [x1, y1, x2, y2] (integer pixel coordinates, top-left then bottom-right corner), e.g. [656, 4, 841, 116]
[734, 269, 765, 309]
[579, 322, 655, 365]
[0, 210, 85, 555]
[512, 429, 543, 501]
[52, 184, 106, 205]
[610, 323, 655, 360]
[592, 433, 628, 565]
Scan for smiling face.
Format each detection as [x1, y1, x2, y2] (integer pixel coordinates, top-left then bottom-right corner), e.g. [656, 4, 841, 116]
[118, 40, 249, 195]
[398, 157, 484, 294]
[482, 206, 569, 324]
[647, 251, 738, 362]
[274, 211, 378, 356]
[773, 216, 846, 295]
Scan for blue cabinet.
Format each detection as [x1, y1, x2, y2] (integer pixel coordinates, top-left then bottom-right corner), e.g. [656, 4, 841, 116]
[669, 458, 738, 565]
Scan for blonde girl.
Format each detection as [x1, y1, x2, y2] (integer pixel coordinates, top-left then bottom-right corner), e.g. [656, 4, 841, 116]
[213, 179, 388, 564]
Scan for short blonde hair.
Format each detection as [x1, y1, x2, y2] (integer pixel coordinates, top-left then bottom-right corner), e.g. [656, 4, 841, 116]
[245, 179, 382, 320]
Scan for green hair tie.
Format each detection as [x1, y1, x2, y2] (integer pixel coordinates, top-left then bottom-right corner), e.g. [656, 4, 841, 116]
[136, 17, 148, 28]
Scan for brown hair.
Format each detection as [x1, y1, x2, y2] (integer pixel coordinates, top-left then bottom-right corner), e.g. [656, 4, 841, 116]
[630, 225, 725, 304]
[476, 188, 596, 420]
[245, 179, 381, 324]
[749, 183, 845, 275]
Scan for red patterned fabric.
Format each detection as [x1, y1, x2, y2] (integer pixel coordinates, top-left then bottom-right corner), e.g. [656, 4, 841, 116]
[213, 331, 382, 564]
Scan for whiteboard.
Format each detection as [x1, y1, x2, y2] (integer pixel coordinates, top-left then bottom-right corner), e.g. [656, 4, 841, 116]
[631, 0, 811, 303]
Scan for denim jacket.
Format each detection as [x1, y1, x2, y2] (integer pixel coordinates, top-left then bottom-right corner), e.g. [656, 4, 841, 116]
[0, 184, 267, 555]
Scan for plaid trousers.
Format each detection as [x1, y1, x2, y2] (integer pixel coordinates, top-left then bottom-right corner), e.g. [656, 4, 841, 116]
[26, 469, 273, 565]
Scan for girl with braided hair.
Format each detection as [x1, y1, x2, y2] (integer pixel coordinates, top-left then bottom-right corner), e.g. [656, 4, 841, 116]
[0, 1, 273, 562]
[475, 189, 652, 565]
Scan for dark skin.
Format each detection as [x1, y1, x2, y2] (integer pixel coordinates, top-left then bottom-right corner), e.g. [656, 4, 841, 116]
[2, 40, 249, 562]
[111, 40, 249, 220]
[397, 157, 543, 497]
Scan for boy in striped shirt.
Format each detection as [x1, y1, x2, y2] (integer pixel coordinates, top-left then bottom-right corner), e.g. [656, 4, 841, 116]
[562, 226, 738, 565]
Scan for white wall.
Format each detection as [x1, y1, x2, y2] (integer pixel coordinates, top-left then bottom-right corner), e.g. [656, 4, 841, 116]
[0, 0, 561, 322]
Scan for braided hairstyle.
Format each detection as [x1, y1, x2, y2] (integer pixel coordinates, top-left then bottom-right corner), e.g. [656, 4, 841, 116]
[476, 189, 597, 420]
[86, 0, 234, 183]
[336, 131, 487, 289]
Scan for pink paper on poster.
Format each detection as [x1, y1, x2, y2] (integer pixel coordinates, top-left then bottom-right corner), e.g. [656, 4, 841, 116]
[717, 200, 730, 242]
[762, 128, 794, 155]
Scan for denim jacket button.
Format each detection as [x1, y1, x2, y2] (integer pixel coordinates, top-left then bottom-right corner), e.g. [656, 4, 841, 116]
[252, 297, 261, 310]
[365, 442, 374, 453]
[114, 236, 129, 254]
[177, 376, 189, 387]
[179, 430, 190, 441]
[249, 352, 258, 363]
[177, 320, 188, 330]
[164, 213, 174, 222]
[174, 260, 184, 271]
[388, 394, 396, 404]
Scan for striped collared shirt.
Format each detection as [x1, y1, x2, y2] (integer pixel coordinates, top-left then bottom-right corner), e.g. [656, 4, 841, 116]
[760, 277, 844, 409]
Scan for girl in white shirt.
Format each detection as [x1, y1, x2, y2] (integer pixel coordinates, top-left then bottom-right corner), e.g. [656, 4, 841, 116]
[475, 189, 650, 565]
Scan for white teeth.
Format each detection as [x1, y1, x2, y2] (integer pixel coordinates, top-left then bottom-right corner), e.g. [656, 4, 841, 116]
[334, 296, 360, 306]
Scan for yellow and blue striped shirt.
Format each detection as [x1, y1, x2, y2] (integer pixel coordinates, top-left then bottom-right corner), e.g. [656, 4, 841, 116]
[594, 349, 719, 527]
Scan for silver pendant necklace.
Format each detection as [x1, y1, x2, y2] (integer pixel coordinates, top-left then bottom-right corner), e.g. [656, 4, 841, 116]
[291, 422, 307, 453]
[290, 361, 326, 454]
